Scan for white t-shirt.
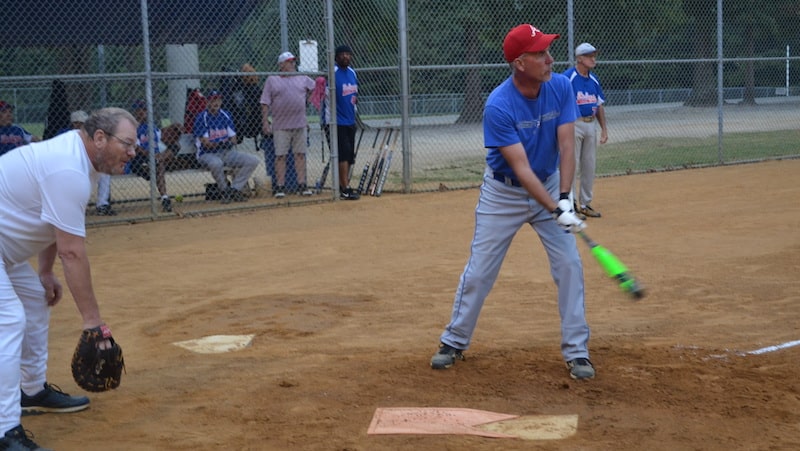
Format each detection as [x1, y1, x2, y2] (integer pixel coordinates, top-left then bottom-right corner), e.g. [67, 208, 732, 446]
[0, 130, 96, 265]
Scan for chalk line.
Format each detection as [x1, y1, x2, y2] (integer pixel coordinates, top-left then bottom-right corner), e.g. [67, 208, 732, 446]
[744, 339, 800, 356]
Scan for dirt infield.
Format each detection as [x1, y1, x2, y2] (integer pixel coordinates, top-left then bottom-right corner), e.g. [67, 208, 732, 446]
[28, 159, 800, 450]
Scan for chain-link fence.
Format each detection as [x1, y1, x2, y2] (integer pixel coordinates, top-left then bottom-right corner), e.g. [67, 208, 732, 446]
[1, 0, 799, 224]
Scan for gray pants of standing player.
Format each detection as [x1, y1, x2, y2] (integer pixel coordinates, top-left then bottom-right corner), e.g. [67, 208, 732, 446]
[439, 170, 591, 363]
[574, 120, 598, 207]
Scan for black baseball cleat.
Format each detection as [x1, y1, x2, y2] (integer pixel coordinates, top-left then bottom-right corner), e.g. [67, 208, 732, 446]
[579, 204, 601, 218]
[430, 343, 465, 369]
[573, 202, 587, 220]
[161, 197, 173, 212]
[21, 382, 90, 415]
[1, 424, 51, 451]
[340, 187, 360, 200]
[95, 204, 117, 216]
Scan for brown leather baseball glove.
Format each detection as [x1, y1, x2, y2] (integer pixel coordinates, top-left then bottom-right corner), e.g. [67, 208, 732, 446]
[71, 325, 125, 392]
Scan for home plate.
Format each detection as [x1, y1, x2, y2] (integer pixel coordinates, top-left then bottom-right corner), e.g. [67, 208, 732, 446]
[367, 407, 577, 440]
[172, 335, 255, 354]
[478, 414, 578, 440]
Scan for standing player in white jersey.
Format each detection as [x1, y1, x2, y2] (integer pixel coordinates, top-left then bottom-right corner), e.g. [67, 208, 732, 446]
[0, 108, 134, 450]
[563, 42, 608, 219]
[430, 24, 595, 380]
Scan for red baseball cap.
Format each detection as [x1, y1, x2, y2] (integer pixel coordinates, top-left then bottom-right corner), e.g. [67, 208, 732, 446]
[503, 24, 560, 62]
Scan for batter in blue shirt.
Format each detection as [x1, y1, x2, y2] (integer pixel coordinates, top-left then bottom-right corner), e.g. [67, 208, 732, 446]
[430, 24, 595, 381]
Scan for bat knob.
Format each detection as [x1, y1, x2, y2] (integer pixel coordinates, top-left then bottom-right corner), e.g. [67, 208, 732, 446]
[618, 275, 645, 301]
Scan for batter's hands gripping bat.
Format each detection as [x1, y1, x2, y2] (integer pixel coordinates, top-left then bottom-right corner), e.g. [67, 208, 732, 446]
[578, 231, 645, 300]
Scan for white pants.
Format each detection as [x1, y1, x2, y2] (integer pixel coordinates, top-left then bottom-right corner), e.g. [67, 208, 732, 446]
[0, 261, 49, 433]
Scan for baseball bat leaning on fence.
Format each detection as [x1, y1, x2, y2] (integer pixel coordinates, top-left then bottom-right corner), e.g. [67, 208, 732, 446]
[577, 231, 645, 300]
[366, 128, 392, 195]
[374, 130, 399, 197]
[348, 126, 366, 182]
[315, 135, 330, 194]
[357, 128, 384, 195]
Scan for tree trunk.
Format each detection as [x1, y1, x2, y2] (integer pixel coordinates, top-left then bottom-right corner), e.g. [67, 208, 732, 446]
[456, 19, 483, 124]
[683, 0, 718, 107]
[741, 27, 757, 105]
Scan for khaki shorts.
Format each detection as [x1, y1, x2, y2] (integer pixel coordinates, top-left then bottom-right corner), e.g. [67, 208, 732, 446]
[273, 128, 307, 156]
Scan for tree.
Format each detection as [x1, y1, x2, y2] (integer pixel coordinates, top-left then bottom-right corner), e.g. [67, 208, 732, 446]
[682, 0, 718, 106]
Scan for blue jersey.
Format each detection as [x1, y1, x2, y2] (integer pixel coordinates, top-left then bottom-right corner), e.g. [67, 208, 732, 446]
[0, 125, 33, 157]
[335, 66, 358, 126]
[483, 74, 579, 183]
[563, 67, 605, 118]
[136, 122, 162, 153]
[193, 109, 236, 155]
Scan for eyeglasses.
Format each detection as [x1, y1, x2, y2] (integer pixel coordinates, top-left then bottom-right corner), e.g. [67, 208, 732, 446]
[106, 132, 136, 151]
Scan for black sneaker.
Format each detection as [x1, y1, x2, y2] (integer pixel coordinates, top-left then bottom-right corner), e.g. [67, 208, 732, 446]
[96, 204, 117, 216]
[161, 197, 173, 212]
[298, 184, 313, 196]
[21, 382, 90, 415]
[339, 187, 360, 200]
[1, 425, 51, 451]
[573, 202, 587, 220]
[231, 188, 248, 202]
[273, 186, 286, 199]
[580, 204, 602, 218]
[566, 358, 595, 380]
[430, 343, 465, 369]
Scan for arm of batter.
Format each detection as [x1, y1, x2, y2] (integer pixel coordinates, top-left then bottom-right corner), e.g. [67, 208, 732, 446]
[499, 143, 559, 212]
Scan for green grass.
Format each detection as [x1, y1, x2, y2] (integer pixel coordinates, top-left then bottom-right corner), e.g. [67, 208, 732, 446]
[409, 130, 800, 187]
[596, 130, 800, 175]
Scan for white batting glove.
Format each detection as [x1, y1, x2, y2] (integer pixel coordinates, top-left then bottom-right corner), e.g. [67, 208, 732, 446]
[552, 193, 586, 233]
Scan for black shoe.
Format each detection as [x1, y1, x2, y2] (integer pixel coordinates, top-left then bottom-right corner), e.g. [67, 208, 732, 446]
[566, 358, 595, 380]
[96, 204, 117, 216]
[21, 382, 90, 415]
[231, 188, 248, 202]
[430, 343, 465, 369]
[573, 202, 587, 220]
[273, 186, 286, 199]
[220, 187, 233, 204]
[1, 425, 51, 450]
[161, 197, 173, 212]
[339, 187, 360, 200]
[298, 184, 313, 196]
[580, 205, 602, 218]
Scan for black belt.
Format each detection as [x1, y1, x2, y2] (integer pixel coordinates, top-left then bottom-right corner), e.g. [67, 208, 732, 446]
[491, 172, 522, 187]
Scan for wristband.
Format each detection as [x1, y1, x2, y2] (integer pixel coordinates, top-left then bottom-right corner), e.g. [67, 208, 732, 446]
[559, 192, 570, 200]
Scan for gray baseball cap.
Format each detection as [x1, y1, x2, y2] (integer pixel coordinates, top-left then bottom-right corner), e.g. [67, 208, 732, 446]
[575, 42, 597, 56]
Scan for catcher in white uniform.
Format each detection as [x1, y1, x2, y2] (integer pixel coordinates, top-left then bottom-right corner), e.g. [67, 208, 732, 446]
[0, 108, 134, 450]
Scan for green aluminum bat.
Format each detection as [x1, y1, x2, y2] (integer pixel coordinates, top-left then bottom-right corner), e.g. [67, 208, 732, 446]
[578, 231, 645, 300]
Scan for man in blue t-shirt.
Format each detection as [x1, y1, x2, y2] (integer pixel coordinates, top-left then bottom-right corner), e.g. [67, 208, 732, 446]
[332, 45, 360, 200]
[193, 90, 259, 204]
[127, 99, 173, 212]
[0, 100, 40, 157]
[563, 42, 608, 219]
[430, 24, 594, 381]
